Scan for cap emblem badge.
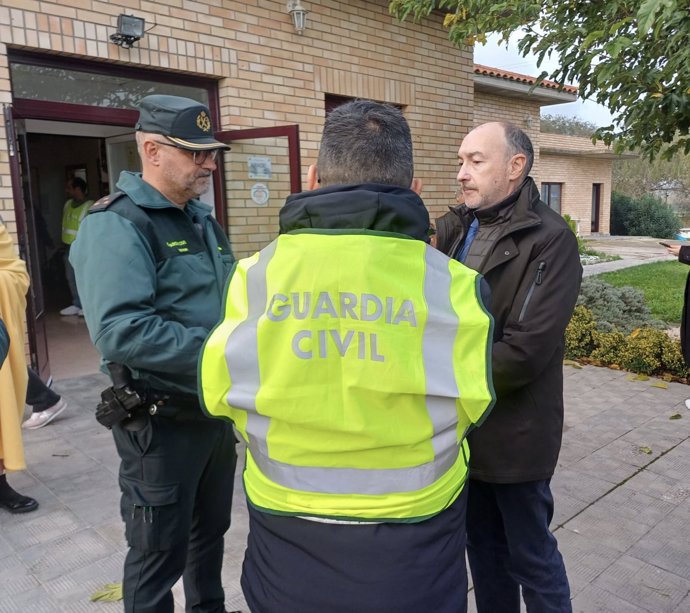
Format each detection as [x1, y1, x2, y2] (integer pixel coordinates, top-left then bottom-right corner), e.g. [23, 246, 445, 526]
[196, 111, 211, 132]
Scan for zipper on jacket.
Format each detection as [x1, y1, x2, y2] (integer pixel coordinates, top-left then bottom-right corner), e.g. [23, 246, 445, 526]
[518, 261, 546, 322]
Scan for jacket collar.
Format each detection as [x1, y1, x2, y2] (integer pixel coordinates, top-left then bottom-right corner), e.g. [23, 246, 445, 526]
[279, 183, 432, 242]
[454, 177, 542, 234]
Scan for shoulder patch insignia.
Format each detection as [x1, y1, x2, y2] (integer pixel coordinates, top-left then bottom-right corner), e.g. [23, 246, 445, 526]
[89, 191, 126, 213]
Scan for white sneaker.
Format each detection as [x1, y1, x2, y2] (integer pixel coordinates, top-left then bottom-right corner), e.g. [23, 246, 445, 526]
[685, 399, 690, 411]
[60, 305, 82, 316]
[22, 399, 68, 430]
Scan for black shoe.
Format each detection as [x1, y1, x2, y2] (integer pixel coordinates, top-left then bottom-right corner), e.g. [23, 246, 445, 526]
[0, 491, 39, 514]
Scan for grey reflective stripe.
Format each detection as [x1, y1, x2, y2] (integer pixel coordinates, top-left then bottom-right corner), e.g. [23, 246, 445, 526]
[63, 228, 78, 236]
[225, 239, 467, 496]
[421, 245, 462, 471]
[251, 446, 454, 495]
[225, 239, 278, 461]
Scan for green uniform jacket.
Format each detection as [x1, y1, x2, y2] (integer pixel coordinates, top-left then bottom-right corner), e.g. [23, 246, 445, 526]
[70, 171, 235, 395]
[0, 319, 8, 367]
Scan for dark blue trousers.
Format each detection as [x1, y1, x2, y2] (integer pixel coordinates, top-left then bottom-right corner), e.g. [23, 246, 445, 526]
[466, 479, 572, 613]
[26, 367, 60, 412]
[242, 486, 469, 613]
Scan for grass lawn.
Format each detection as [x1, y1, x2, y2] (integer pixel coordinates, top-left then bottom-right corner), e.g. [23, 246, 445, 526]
[595, 260, 688, 324]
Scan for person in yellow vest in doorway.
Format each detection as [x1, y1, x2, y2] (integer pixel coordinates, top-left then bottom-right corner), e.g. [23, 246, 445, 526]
[199, 100, 496, 613]
[59, 176, 93, 316]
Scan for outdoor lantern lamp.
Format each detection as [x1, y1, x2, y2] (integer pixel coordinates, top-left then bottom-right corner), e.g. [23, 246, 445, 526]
[110, 14, 146, 49]
[287, 0, 308, 35]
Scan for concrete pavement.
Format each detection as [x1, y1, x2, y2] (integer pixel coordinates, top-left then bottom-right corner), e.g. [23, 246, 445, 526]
[2, 362, 690, 612]
[582, 235, 678, 277]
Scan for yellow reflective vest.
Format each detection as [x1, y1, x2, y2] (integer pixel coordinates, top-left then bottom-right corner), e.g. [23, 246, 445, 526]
[61, 199, 93, 245]
[199, 231, 495, 522]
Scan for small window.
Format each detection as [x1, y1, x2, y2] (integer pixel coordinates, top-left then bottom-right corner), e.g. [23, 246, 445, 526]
[541, 183, 562, 214]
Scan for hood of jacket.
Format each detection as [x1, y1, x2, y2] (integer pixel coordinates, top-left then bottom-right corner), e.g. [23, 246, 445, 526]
[279, 183, 431, 242]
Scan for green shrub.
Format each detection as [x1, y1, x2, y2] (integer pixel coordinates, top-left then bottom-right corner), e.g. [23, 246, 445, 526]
[577, 278, 664, 333]
[563, 213, 596, 256]
[590, 329, 626, 365]
[618, 328, 667, 375]
[661, 337, 690, 378]
[565, 307, 689, 380]
[611, 192, 680, 238]
[565, 305, 597, 359]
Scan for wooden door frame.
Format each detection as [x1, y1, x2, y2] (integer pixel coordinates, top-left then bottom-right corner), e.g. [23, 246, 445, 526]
[215, 125, 302, 195]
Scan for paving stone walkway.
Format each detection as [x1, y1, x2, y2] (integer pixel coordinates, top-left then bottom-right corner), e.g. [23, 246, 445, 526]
[2, 363, 690, 612]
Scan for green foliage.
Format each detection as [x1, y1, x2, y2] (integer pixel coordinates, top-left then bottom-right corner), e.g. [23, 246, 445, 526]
[618, 328, 673, 375]
[577, 278, 663, 333]
[562, 213, 596, 256]
[389, 0, 690, 160]
[565, 306, 690, 380]
[541, 115, 597, 137]
[590, 329, 626, 364]
[564, 305, 597, 360]
[610, 192, 680, 238]
[596, 260, 687, 324]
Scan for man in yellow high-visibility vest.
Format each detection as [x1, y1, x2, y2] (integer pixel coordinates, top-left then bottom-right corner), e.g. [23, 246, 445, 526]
[59, 177, 93, 317]
[199, 100, 496, 613]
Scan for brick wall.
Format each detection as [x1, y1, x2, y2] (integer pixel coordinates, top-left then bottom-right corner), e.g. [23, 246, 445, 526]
[0, 0, 475, 258]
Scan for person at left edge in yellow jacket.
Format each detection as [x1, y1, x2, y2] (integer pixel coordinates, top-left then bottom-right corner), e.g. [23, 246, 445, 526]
[0, 217, 38, 513]
[199, 100, 496, 613]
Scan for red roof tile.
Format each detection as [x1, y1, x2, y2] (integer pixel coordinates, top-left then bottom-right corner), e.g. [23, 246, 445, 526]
[474, 64, 578, 95]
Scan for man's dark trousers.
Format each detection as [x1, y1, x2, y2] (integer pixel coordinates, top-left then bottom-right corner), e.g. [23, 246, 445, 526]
[113, 409, 237, 613]
[466, 478, 572, 613]
[26, 367, 60, 411]
[242, 486, 469, 613]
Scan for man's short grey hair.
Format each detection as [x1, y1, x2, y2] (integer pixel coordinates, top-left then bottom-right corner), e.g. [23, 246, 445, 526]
[501, 122, 534, 178]
[135, 130, 146, 155]
[317, 100, 414, 188]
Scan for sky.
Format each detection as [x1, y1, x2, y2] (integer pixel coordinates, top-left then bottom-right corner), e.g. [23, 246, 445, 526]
[474, 33, 615, 127]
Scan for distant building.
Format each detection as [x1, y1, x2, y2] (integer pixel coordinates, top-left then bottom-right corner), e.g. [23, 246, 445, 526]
[474, 64, 629, 236]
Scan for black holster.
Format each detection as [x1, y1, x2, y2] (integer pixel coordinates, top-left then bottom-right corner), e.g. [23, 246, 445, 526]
[96, 363, 147, 429]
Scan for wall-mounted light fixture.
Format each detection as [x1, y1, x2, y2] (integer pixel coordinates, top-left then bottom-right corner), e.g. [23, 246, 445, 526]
[524, 114, 534, 129]
[287, 0, 308, 35]
[110, 14, 146, 49]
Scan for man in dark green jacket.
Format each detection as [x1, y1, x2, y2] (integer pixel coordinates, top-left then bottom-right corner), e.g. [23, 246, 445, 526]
[436, 122, 582, 613]
[71, 95, 239, 613]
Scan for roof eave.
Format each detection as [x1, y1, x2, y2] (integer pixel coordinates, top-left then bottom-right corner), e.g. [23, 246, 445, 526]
[540, 147, 638, 159]
[474, 75, 577, 106]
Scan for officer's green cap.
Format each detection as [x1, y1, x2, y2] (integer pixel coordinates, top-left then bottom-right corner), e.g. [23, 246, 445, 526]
[135, 94, 230, 151]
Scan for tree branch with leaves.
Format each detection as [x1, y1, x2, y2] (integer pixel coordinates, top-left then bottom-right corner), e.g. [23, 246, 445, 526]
[389, 0, 690, 160]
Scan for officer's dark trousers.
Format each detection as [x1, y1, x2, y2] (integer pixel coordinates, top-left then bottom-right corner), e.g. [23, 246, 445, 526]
[113, 411, 237, 613]
[466, 478, 572, 613]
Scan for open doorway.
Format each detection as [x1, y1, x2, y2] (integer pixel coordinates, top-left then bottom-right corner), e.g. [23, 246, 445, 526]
[24, 120, 139, 380]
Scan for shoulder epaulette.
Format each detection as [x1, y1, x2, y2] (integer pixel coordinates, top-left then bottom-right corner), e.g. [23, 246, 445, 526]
[89, 192, 126, 213]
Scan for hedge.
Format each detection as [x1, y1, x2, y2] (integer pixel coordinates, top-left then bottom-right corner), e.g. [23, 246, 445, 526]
[565, 305, 689, 381]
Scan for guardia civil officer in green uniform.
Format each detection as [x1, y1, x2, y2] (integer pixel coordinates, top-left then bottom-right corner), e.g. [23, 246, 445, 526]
[70, 95, 240, 613]
[199, 100, 496, 613]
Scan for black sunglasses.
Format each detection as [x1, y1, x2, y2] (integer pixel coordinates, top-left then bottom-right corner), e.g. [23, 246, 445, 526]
[153, 140, 221, 165]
